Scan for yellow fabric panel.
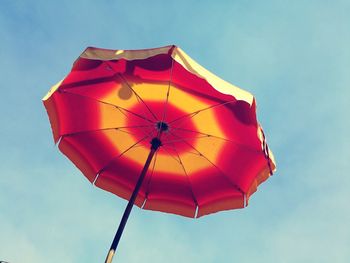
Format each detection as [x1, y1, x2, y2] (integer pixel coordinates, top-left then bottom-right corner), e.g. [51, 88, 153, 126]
[131, 82, 168, 103]
[191, 110, 227, 140]
[179, 152, 212, 175]
[103, 129, 138, 155]
[99, 81, 139, 110]
[120, 143, 149, 167]
[99, 103, 127, 129]
[132, 82, 208, 113]
[193, 136, 225, 166]
[155, 148, 188, 175]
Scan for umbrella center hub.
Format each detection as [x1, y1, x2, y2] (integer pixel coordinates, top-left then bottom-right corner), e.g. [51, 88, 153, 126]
[156, 121, 169, 132]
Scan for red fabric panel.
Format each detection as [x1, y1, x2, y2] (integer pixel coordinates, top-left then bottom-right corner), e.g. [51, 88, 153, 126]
[216, 140, 268, 193]
[96, 173, 145, 208]
[95, 147, 150, 207]
[143, 198, 196, 218]
[43, 94, 60, 142]
[188, 168, 243, 206]
[212, 101, 261, 149]
[105, 54, 173, 82]
[60, 59, 115, 89]
[59, 137, 96, 182]
[60, 130, 123, 176]
[50, 92, 101, 135]
[197, 193, 244, 218]
[145, 172, 195, 206]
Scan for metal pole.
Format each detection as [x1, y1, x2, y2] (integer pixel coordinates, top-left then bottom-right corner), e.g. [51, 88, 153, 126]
[104, 137, 162, 263]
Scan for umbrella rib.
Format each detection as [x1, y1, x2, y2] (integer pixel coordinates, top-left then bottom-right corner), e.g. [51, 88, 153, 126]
[118, 125, 157, 142]
[157, 58, 174, 138]
[61, 63, 158, 122]
[117, 73, 158, 121]
[98, 133, 154, 175]
[162, 135, 210, 144]
[61, 90, 154, 123]
[161, 146, 182, 164]
[169, 127, 261, 153]
[168, 131, 245, 194]
[168, 100, 236, 125]
[60, 125, 156, 137]
[113, 105, 155, 138]
[170, 127, 230, 141]
[167, 142, 199, 207]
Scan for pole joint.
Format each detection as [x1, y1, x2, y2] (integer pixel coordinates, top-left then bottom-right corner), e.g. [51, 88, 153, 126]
[150, 137, 162, 150]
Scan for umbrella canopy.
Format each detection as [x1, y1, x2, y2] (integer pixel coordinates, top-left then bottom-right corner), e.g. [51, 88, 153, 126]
[43, 45, 276, 261]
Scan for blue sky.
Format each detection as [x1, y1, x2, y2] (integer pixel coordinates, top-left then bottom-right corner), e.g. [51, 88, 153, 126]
[1, 1, 349, 262]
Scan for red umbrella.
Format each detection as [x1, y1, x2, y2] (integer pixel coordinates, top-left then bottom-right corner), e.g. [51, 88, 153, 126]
[43, 45, 276, 262]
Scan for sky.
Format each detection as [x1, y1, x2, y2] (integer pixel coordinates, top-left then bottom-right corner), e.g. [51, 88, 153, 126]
[0, 0, 349, 262]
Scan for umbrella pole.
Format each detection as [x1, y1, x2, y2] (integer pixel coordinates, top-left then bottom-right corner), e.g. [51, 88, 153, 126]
[104, 137, 162, 263]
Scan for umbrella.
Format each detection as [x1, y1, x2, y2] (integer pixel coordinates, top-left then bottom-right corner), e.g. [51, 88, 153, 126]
[43, 45, 276, 262]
